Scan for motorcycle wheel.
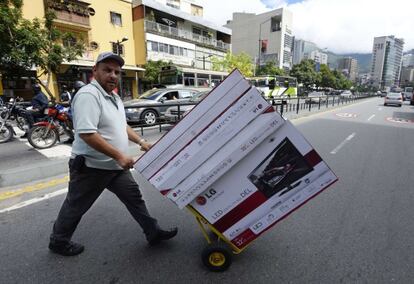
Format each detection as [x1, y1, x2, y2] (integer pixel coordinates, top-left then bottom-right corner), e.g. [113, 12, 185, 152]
[28, 125, 58, 149]
[16, 115, 29, 131]
[0, 123, 14, 143]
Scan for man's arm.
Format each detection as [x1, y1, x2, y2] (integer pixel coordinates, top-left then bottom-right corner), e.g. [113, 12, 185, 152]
[80, 132, 134, 169]
[126, 125, 152, 151]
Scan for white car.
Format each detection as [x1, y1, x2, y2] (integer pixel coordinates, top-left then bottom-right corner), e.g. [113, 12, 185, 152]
[164, 90, 210, 123]
[306, 91, 327, 103]
[340, 90, 353, 98]
[384, 92, 403, 107]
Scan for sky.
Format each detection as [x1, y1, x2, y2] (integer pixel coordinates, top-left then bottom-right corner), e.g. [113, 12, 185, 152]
[202, 0, 414, 54]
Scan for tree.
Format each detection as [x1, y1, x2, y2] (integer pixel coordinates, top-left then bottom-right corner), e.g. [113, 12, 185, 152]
[0, 1, 85, 97]
[211, 52, 254, 77]
[256, 61, 285, 76]
[318, 64, 336, 88]
[332, 69, 353, 90]
[289, 59, 319, 90]
[141, 60, 171, 88]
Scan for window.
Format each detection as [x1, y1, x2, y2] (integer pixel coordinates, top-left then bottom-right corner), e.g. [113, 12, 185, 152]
[112, 42, 124, 56]
[110, 12, 122, 26]
[270, 16, 281, 32]
[63, 35, 77, 48]
[191, 4, 203, 17]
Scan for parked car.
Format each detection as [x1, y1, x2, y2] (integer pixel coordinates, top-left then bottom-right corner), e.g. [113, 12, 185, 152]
[383, 92, 403, 107]
[124, 88, 200, 125]
[164, 90, 210, 123]
[380, 91, 388, 97]
[340, 90, 353, 98]
[305, 91, 327, 103]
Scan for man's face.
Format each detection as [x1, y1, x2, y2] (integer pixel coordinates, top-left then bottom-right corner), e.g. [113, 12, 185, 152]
[93, 60, 121, 93]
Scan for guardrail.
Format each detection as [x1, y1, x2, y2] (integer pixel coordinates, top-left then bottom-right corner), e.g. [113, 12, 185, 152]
[127, 92, 376, 134]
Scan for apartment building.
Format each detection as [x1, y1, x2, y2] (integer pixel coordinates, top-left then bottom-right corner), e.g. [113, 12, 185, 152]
[132, 0, 231, 71]
[225, 8, 293, 70]
[338, 57, 358, 82]
[370, 35, 404, 88]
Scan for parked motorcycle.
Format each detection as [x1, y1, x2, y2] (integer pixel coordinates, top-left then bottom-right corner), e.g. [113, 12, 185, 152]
[27, 104, 73, 149]
[0, 99, 17, 143]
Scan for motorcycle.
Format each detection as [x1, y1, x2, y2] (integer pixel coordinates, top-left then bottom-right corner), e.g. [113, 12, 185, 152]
[0, 99, 17, 143]
[27, 104, 74, 149]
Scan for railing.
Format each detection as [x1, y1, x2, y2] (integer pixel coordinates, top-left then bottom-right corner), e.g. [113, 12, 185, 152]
[145, 20, 231, 51]
[125, 93, 377, 134]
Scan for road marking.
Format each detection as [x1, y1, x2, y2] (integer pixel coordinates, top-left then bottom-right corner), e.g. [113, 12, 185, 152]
[367, 114, 375, 121]
[386, 117, 414, 124]
[330, 133, 356, 154]
[0, 188, 67, 214]
[0, 176, 69, 201]
[335, 113, 357, 118]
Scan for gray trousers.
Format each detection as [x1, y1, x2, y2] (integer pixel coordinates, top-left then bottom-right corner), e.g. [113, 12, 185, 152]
[50, 159, 159, 243]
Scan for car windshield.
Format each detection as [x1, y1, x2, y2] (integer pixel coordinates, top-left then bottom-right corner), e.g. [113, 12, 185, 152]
[388, 93, 401, 98]
[139, 89, 163, 100]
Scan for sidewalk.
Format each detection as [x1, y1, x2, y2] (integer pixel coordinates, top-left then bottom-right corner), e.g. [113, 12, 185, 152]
[0, 97, 374, 188]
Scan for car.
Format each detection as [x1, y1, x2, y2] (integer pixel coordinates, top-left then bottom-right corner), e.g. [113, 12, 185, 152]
[164, 90, 210, 123]
[340, 90, 353, 99]
[124, 88, 200, 125]
[380, 91, 387, 97]
[305, 91, 327, 104]
[383, 92, 403, 107]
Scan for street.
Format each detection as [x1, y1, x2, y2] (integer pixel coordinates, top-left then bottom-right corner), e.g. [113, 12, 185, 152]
[1, 97, 414, 283]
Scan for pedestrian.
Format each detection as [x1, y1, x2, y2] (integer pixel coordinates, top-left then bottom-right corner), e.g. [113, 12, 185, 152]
[20, 84, 49, 138]
[48, 52, 178, 256]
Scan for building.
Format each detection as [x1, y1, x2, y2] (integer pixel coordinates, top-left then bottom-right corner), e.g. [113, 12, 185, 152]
[338, 57, 358, 81]
[309, 50, 328, 65]
[225, 8, 293, 70]
[132, 0, 231, 72]
[401, 67, 414, 84]
[152, 0, 203, 16]
[1, 0, 145, 100]
[402, 51, 414, 67]
[370, 35, 404, 88]
[292, 39, 319, 65]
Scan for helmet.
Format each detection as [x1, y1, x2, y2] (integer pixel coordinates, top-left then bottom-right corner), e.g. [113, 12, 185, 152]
[74, 81, 85, 92]
[32, 84, 41, 92]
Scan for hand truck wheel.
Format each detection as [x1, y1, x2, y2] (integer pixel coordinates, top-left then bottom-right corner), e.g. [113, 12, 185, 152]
[201, 242, 233, 272]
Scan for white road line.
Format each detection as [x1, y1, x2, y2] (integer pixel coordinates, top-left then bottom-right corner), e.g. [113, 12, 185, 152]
[330, 133, 356, 154]
[367, 114, 375, 121]
[0, 188, 67, 214]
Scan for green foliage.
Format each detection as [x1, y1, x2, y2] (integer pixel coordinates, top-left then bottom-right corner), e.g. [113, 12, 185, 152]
[142, 60, 171, 84]
[289, 59, 319, 90]
[256, 61, 285, 76]
[0, 2, 85, 96]
[212, 52, 254, 77]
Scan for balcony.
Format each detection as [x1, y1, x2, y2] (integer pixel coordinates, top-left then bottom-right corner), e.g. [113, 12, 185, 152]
[145, 20, 230, 51]
[44, 0, 91, 30]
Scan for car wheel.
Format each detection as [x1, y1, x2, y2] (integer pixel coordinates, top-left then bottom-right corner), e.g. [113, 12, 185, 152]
[141, 110, 158, 126]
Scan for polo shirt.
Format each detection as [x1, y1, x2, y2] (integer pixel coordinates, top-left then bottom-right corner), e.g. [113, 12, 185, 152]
[71, 80, 128, 170]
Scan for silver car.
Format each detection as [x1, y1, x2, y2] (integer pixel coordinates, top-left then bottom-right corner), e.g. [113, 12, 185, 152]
[164, 90, 210, 123]
[124, 88, 200, 125]
[384, 92, 403, 107]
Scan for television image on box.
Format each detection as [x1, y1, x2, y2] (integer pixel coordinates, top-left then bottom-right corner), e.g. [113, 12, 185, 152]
[248, 137, 314, 198]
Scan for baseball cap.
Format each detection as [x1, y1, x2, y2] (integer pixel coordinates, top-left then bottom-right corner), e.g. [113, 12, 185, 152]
[96, 52, 125, 67]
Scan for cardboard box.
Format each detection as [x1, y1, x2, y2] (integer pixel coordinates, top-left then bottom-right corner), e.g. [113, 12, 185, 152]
[136, 70, 250, 179]
[149, 87, 270, 192]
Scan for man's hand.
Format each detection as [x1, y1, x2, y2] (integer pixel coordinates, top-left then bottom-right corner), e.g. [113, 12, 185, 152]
[115, 154, 135, 170]
[140, 141, 152, 152]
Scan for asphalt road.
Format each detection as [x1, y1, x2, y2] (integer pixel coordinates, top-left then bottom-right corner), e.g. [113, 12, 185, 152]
[1, 98, 413, 283]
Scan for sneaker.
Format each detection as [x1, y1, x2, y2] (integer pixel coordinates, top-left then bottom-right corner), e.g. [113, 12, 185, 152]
[146, 227, 178, 246]
[49, 240, 84, 256]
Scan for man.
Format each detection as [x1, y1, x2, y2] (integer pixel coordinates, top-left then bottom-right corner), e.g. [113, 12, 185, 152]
[49, 52, 177, 256]
[20, 84, 49, 138]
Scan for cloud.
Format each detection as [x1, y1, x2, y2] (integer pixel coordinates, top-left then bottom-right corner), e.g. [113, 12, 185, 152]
[202, 0, 414, 53]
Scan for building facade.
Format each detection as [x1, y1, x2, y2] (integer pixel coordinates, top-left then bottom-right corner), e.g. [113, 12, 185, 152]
[338, 57, 358, 82]
[132, 0, 231, 72]
[309, 50, 328, 65]
[292, 39, 319, 65]
[370, 35, 404, 88]
[402, 51, 414, 67]
[401, 67, 414, 84]
[225, 8, 293, 70]
[2, 0, 144, 100]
